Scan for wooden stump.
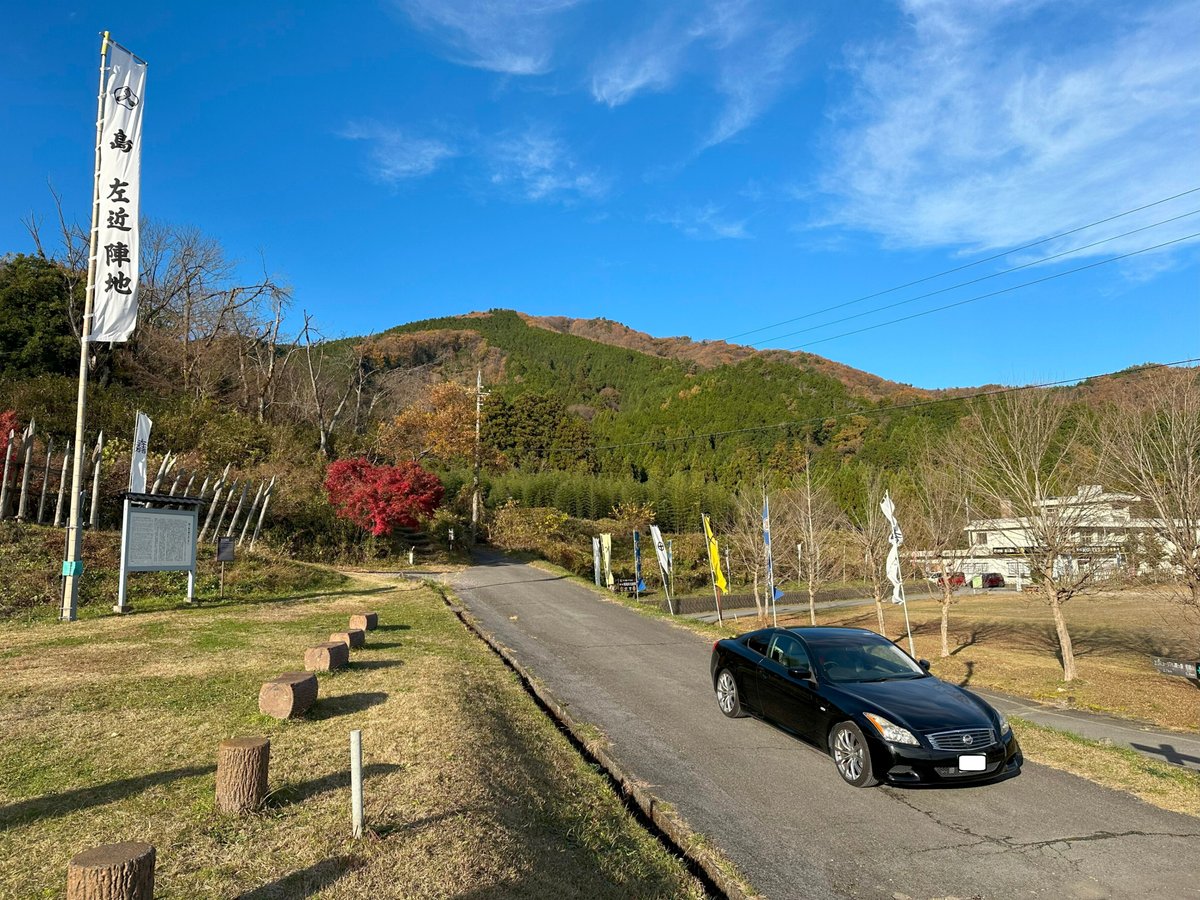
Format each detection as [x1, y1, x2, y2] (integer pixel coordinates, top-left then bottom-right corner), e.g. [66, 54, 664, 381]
[330, 628, 366, 649]
[258, 672, 318, 719]
[215, 736, 270, 814]
[349, 612, 378, 632]
[304, 641, 349, 672]
[66, 841, 155, 900]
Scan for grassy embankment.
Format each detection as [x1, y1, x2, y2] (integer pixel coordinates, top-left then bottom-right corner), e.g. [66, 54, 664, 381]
[529, 558, 1200, 818]
[0, 568, 704, 898]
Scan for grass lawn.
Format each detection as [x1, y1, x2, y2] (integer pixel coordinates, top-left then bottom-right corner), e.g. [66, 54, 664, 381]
[0, 573, 703, 899]
[782, 589, 1200, 732]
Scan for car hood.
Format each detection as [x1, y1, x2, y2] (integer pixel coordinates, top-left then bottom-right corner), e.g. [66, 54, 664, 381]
[833, 677, 993, 733]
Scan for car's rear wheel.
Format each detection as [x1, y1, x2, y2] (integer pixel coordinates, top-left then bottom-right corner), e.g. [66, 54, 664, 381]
[715, 669, 746, 718]
[830, 722, 878, 787]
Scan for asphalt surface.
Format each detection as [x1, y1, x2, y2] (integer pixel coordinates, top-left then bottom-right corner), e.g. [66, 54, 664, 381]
[450, 554, 1200, 900]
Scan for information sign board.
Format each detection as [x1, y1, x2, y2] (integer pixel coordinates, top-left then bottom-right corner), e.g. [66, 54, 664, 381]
[125, 506, 197, 571]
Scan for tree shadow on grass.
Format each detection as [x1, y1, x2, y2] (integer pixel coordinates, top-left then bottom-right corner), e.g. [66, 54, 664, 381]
[236, 854, 363, 899]
[308, 691, 389, 720]
[0, 765, 214, 828]
[350, 659, 404, 672]
[268, 762, 404, 807]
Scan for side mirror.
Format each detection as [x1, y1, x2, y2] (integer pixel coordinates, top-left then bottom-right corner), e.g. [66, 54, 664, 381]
[918, 659, 931, 672]
[788, 666, 813, 680]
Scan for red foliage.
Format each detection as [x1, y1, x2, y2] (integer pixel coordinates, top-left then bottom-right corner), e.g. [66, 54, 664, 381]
[0, 410, 20, 453]
[324, 457, 443, 537]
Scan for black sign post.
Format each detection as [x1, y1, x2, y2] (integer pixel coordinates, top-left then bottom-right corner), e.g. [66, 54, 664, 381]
[216, 536, 235, 598]
[1153, 657, 1200, 685]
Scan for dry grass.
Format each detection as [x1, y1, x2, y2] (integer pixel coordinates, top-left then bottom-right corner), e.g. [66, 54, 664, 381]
[782, 589, 1200, 732]
[0, 575, 703, 899]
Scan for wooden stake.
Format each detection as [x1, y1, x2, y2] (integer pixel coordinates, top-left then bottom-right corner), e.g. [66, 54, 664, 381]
[54, 440, 71, 528]
[38, 437, 54, 524]
[0, 429, 14, 520]
[16, 420, 35, 521]
[88, 431, 104, 528]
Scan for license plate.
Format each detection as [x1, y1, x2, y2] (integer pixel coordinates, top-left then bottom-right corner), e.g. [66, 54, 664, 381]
[958, 754, 987, 771]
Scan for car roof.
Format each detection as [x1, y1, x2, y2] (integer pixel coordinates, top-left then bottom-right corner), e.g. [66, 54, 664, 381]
[785, 626, 881, 638]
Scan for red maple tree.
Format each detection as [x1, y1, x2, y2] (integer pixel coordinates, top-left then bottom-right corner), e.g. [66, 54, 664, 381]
[324, 457, 443, 537]
[0, 411, 20, 453]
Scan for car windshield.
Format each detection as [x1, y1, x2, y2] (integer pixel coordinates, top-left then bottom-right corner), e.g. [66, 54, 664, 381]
[801, 633, 926, 684]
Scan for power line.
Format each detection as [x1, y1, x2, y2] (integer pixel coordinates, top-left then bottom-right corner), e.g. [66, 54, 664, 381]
[527, 358, 1200, 455]
[723, 185, 1200, 343]
[754, 208, 1200, 344]
[786, 230, 1200, 351]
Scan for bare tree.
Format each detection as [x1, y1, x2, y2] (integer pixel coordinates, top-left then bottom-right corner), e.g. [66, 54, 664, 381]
[961, 390, 1099, 681]
[847, 467, 892, 636]
[297, 313, 356, 458]
[783, 460, 846, 626]
[910, 442, 971, 657]
[1098, 371, 1200, 628]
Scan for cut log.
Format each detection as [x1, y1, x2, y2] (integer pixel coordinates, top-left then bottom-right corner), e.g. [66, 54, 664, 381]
[304, 641, 349, 672]
[258, 672, 318, 719]
[330, 629, 365, 650]
[349, 612, 378, 632]
[66, 841, 155, 900]
[215, 736, 270, 814]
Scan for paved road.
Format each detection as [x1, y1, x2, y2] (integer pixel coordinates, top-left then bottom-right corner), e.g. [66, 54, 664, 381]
[451, 555, 1200, 900]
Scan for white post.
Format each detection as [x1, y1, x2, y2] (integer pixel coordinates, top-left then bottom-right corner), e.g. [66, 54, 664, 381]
[350, 729, 364, 839]
[62, 32, 111, 622]
[899, 580, 915, 658]
[115, 495, 131, 613]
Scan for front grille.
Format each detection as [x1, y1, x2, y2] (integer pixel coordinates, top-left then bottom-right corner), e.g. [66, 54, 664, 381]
[935, 759, 1001, 778]
[926, 727, 995, 751]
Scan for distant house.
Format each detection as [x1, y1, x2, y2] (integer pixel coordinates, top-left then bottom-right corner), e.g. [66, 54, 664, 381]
[963, 485, 1189, 581]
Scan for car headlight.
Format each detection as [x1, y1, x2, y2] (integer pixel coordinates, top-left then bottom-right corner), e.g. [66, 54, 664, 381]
[996, 711, 1012, 736]
[863, 712, 920, 746]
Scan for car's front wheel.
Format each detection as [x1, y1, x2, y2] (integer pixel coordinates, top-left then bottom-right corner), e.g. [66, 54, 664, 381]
[830, 722, 879, 787]
[715, 668, 746, 718]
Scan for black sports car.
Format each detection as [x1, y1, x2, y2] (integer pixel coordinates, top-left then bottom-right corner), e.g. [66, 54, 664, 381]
[710, 626, 1022, 787]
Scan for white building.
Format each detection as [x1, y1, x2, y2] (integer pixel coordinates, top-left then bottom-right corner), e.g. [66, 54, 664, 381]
[963, 485, 1174, 582]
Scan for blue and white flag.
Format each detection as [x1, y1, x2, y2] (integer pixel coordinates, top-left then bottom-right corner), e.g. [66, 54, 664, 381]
[592, 536, 602, 587]
[633, 531, 646, 592]
[763, 495, 784, 602]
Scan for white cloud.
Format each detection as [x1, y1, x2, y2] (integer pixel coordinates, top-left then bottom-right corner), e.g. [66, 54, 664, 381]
[487, 127, 609, 202]
[654, 203, 751, 240]
[341, 123, 457, 182]
[820, 0, 1200, 258]
[590, 1, 805, 148]
[397, 0, 581, 75]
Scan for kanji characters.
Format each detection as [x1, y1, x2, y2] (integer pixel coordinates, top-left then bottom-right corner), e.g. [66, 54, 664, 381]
[110, 129, 133, 152]
[107, 178, 131, 203]
[105, 271, 133, 295]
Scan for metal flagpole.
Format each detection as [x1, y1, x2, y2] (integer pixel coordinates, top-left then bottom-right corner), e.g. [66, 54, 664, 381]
[899, 578, 915, 658]
[61, 31, 110, 622]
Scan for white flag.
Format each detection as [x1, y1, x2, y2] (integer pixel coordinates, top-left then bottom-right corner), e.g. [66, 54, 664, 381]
[91, 41, 147, 343]
[128, 411, 152, 492]
[880, 491, 905, 604]
[649, 524, 671, 577]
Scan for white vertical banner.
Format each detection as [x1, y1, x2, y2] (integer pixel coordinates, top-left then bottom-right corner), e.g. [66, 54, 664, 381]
[880, 491, 905, 604]
[128, 411, 152, 492]
[91, 42, 147, 343]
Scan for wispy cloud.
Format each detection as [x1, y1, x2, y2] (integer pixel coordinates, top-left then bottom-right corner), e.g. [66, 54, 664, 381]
[397, 0, 581, 75]
[341, 122, 457, 182]
[487, 127, 609, 202]
[654, 203, 751, 240]
[590, 1, 805, 149]
[820, 0, 1200, 259]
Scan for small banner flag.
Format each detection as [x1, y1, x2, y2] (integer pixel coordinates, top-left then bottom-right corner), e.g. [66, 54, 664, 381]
[128, 410, 152, 492]
[880, 490, 905, 604]
[633, 531, 646, 591]
[763, 494, 783, 601]
[648, 524, 672, 594]
[91, 40, 147, 342]
[600, 533, 614, 589]
[702, 514, 728, 594]
[592, 536, 602, 587]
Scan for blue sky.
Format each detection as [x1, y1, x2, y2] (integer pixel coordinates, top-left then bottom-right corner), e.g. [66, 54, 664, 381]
[4, 0, 1198, 389]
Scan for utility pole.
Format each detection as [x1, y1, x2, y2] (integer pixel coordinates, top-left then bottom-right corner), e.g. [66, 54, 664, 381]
[471, 369, 488, 539]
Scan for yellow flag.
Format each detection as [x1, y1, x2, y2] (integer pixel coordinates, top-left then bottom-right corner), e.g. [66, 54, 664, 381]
[702, 514, 728, 594]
